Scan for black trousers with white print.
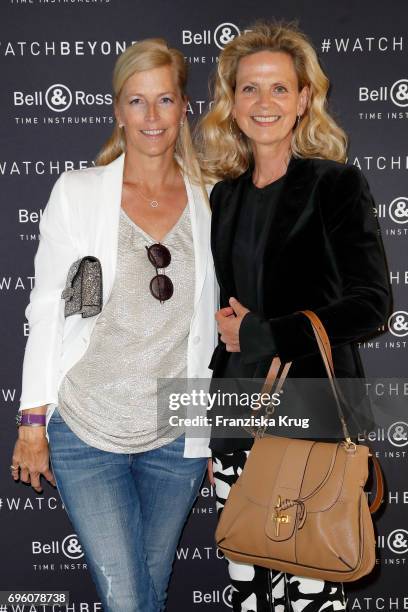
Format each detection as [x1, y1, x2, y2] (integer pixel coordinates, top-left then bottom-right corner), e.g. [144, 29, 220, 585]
[212, 450, 348, 612]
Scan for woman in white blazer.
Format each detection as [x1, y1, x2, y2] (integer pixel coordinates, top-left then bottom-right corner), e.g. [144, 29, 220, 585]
[11, 39, 217, 612]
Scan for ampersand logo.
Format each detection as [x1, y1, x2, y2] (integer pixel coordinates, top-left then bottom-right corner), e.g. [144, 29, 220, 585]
[389, 196, 408, 224]
[222, 585, 234, 608]
[390, 79, 408, 108]
[214, 23, 240, 50]
[45, 84, 72, 113]
[387, 421, 408, 447]
[62, 534, 84, 559]
[388, 311, 408, 337]
[387, 529, 408, 554]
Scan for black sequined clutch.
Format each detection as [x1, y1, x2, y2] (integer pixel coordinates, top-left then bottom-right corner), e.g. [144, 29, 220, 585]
[61, 256, 103, 318]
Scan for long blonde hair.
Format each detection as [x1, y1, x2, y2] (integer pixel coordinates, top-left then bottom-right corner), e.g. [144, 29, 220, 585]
[197, 21, 348, 180]
[96, 38, 204, 187]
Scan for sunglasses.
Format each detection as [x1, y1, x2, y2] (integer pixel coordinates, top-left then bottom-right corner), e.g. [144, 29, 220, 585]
[145, 243, 174, 303]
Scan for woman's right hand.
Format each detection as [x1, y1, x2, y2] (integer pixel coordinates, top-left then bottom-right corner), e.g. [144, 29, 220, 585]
[11, 427, 56, 494]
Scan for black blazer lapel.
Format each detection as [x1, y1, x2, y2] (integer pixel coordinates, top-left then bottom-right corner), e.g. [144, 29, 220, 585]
[211, 171, 250, 302]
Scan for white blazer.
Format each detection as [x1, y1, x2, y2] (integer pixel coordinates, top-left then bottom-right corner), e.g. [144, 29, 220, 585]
[19, 153, 218, 458]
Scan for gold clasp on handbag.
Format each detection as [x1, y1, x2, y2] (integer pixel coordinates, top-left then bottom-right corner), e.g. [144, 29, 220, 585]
[343, 437, 357, 452]
[272, 495, 290, 536]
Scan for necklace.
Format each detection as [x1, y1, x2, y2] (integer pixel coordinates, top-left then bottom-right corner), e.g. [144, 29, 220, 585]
[133, 183, 159, 208]
[126, 168, 181, 208]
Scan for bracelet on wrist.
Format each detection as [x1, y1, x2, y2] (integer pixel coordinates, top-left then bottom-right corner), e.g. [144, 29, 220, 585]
[16, 413, 46, 428]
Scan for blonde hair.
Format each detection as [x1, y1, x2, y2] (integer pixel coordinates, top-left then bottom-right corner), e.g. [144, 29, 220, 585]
[96, 38, 204, 188]
[197, 21, 348, 180]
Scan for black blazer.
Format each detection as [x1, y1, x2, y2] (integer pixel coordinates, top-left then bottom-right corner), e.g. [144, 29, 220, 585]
[209, 157, 392, 440]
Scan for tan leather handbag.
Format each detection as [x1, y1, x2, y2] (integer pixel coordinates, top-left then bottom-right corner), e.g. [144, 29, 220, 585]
[215, 310, 384, 582]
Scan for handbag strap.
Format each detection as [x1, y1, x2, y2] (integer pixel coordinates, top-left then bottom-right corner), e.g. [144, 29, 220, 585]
[262, 310, 351, 442]
[261, 309, 384, 514]
[369, 452, 384, 514]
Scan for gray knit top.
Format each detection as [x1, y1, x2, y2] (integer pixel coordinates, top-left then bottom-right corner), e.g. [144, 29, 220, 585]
[57, 204, 194, 453]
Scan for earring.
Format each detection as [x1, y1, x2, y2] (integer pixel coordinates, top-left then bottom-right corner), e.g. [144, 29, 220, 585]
[118, 122, 124, 128]
[180, 120, 185, 127]
[296, 114, 301, 128]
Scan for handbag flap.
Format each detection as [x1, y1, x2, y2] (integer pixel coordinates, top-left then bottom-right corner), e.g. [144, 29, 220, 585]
[238, 437, 348, 542]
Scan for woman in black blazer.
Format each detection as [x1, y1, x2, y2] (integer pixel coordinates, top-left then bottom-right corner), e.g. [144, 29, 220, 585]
[198, 21, 391, 612]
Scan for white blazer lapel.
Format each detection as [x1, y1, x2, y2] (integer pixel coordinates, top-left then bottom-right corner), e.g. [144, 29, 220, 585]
[185, 176, 210, 309]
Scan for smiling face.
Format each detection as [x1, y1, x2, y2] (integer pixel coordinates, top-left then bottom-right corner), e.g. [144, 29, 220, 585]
[114, 64, 187, 159]
[232, 50, 309, 154]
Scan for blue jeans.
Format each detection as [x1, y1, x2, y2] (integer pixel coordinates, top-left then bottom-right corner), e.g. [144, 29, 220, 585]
[48, 407, 206, 612]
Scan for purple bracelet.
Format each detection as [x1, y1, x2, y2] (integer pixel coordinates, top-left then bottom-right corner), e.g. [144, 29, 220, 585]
[16, 413, 46, 427]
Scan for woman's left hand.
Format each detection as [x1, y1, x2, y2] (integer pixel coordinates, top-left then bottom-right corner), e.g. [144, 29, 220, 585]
[215, 297, 250, 352]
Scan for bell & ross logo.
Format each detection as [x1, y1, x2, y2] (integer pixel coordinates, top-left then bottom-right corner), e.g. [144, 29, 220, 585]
[359, 77, 408, 106]
[182, 22, 240, 49]
[32, 534, 84, 559]
[358, 77, 408, 120]
[13, 83, 112, 113]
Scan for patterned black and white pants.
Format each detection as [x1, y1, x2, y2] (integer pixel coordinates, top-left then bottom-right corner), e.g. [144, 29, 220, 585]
[212, 450, 348, 612]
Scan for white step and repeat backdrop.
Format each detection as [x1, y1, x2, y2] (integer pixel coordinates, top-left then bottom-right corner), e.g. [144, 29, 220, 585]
[1, 1, 407, 610]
